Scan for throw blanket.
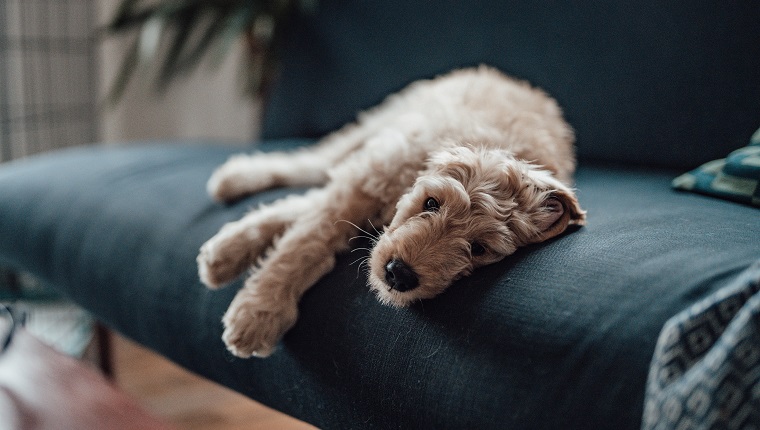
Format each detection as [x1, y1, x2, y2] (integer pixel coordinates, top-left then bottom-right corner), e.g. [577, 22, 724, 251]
[643, 260, 760, 429]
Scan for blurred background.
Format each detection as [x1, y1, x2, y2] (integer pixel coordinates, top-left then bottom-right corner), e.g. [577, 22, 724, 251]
[0, 1, 310, 428]
[0, 0, 259, 164]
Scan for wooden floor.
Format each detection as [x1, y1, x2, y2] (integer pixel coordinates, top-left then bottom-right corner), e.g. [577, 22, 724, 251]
[112, 334, 316, 430]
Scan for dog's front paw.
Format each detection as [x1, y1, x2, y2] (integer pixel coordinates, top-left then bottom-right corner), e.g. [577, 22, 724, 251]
[197, 233, 251, 290]
[221, 288, 299, 358]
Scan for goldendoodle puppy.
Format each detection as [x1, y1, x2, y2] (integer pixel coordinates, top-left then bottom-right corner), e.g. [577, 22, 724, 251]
[198, 66, 586, 358]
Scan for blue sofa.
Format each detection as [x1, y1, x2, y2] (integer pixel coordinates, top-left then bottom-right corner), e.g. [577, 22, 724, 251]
[1, 2, 759, 428]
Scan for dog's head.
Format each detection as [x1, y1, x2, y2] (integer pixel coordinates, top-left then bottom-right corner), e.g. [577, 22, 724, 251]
[368, 146, 586, 307]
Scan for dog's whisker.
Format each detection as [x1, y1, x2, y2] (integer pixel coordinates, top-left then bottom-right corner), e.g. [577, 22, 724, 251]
[367, 219, 382, 237]
[349, 234, 377, 244]
[357, 258, 369, 274]
[350, 247, 373, 254]
[350, 255, 368, 266]
[335, 219, 379, 240]
[351, 256, 372, 279]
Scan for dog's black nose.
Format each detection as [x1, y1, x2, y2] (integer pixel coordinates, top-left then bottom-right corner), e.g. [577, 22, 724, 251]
[385, 259, 419, 292]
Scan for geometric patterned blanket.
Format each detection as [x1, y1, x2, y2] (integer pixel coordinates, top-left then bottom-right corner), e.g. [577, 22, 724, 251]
[642, 260, 760, 429]
[673, 127, 760, 208]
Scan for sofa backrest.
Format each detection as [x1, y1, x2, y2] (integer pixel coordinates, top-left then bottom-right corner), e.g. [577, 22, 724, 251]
[261, 1, 760, 170]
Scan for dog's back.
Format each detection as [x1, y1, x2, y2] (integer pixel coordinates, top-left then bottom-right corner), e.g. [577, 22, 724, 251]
[351, 66, 577, 183]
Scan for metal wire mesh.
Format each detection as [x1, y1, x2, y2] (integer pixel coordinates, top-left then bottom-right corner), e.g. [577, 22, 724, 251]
[0, 0, 98, 162]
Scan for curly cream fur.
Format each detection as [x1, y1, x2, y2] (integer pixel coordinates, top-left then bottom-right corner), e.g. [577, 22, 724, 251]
[198, 66, 586, 358]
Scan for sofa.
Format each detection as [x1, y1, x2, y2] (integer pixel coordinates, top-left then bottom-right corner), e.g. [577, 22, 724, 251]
[1, 2, 759, 429]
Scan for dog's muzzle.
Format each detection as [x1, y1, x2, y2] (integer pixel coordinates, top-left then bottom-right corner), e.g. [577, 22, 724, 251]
[384, 259, 419, 292]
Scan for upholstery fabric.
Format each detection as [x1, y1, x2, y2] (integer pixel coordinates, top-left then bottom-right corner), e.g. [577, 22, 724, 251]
[1, 142, 759, 429]
[262, 0, 760, 170]
[643, 260, 760, 429]
[673, 128, 760, 207]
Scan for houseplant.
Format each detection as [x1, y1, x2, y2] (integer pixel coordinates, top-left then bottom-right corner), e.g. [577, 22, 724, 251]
[105, 0, 315, 102]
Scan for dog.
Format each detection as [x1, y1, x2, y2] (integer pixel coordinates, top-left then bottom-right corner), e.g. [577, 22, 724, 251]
[197, 66, 586, 358]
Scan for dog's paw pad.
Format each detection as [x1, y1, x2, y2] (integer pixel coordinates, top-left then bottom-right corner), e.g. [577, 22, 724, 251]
[221, 292, 298, 358]
[222, 323, 277, 358]
[197, 240, 248, 290]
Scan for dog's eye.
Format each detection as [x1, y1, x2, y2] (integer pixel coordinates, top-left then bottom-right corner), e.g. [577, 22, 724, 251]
[423, 197, 440, 212]
[470, 242, 486, 256]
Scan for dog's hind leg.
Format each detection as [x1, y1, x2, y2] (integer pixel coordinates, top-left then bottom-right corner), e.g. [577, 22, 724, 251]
[207, 123, 378, 203]
[197, 190, 322, 289]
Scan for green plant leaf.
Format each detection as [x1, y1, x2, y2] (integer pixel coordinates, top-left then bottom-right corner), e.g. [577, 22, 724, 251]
[138, 16, 165, 63]
[106, 35, 141, 105]
[177, 8, 231, 72]
[157, 7, 201, 89]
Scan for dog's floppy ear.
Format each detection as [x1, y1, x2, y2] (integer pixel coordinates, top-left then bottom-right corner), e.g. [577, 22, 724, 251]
[530, 187, 586, 243]
[517, 168, 586, 245]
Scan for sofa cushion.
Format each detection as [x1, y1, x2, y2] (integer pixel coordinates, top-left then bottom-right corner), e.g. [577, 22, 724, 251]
[1, 142, 759, 429]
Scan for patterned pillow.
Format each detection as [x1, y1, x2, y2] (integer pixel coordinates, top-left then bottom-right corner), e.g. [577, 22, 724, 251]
[673, 127, 760, 207]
